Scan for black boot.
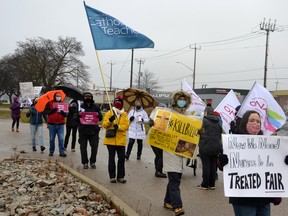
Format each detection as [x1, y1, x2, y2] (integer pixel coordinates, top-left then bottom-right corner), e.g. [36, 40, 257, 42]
[155, 171, 167, 178]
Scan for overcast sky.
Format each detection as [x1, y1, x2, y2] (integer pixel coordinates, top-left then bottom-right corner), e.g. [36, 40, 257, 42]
[1, 0, 288, 92]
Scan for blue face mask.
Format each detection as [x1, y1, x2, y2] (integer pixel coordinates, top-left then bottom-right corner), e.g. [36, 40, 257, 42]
[177, 100, 186, 108]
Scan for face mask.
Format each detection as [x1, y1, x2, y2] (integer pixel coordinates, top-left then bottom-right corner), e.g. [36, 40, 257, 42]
[114, 101, 122, 109]
[177, 100, 186, 108]
[84, 98, 93, 104]
[136, 105, 141, 110]
[246, 122, 261, 135]
[56, 97, 62, 102]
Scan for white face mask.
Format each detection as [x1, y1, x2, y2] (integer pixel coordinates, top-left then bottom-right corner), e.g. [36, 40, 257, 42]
[56, 97, 62, 102]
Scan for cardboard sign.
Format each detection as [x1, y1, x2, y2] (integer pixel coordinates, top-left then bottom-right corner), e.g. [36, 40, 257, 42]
[222, 134, 288, 197]
[80, 112, 98, 125]
[53, 102, 68, 112]
[147, 107, 202, 159]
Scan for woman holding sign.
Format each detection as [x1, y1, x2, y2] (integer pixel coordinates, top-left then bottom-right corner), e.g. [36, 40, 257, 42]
[219, 110, 283, 216]
[162, 90, 192, 216]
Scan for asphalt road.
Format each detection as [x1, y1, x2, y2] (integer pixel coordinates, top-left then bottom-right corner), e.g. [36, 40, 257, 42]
[0, 119, 287, 216]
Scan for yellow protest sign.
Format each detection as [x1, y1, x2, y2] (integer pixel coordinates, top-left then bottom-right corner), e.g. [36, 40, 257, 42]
[147, 108, 203, 158]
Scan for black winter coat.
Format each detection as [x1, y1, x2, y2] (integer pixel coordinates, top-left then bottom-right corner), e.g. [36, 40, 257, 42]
[199, 115, 222, 156]
[66, 106, 79, 127]
[78, 103, 103, 136]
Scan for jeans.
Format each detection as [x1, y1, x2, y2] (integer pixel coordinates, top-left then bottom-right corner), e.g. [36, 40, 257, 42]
[126, 138, 143, 157]
[48, 124, 64, 154]
[107, 145, 125, 179]
[78, 133, 99, 165]
[232, 203, 270, 216]
[200, 154, 217, 188]
[151, 145, 164, 173]
[30, 124, 44, 147]
[64, 125, 78, 149]
[164, 172, 183, 208]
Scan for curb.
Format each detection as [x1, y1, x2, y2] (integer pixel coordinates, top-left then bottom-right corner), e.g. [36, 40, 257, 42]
[59, 161, 139, 216]
[0, 158, 139, 216]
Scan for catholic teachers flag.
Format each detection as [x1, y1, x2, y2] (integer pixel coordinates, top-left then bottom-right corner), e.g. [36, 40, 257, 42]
[84, 2, 154, 50]
[237, 82, 286, 135]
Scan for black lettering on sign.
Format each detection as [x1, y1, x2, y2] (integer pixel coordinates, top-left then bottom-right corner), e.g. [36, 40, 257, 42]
[228, 172, 261, 189]
[265, 172, 284, 190]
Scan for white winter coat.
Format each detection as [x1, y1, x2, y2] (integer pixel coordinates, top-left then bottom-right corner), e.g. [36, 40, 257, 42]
[163, 151, 184, 173]
[128, 108, 149, 139]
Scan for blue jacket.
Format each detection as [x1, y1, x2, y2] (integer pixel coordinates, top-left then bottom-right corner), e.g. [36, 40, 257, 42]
[26, 105, 47, 125]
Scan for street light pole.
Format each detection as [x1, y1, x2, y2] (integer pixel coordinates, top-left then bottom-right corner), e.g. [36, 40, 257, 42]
[176, 62, 195, 89]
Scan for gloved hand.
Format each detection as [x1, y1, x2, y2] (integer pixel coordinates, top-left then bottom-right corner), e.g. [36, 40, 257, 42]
[129, 116, 135, 122]
[272, 197, 282, 206]
[113, 124, 119, 130]
[148, 119, 154, 127]
[285, 155, 288, 165]
[218, 154, 229, 167]
[51, 108, 58, 113]
[60, 110, 66, 116]
[197, 128, 204, 135]
[109, 115, 115, 122]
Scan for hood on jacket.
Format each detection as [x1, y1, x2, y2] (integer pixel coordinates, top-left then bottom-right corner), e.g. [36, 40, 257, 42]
[205, 115, 220, 123]
[13, 96, 19, 103]
[69, 99, 78, 105]
[171, 90, 191, 111]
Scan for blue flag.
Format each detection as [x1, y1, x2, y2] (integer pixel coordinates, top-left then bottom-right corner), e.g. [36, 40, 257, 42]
[84, 3, 154, 50]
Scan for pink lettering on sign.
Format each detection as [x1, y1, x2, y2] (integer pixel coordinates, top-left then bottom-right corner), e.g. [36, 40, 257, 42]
[53, 102, 68, 112]
[80, 112, 98, 125]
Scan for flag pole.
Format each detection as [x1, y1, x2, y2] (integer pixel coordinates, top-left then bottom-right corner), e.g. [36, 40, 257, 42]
[130, 49, 134, 87]
[83, 1, 112, 111]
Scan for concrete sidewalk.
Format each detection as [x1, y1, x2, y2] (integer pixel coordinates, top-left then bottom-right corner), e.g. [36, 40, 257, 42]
[1, 119, 287, 216]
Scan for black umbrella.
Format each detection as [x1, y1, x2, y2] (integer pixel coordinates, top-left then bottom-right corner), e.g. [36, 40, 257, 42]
[54, 85, 83, 100]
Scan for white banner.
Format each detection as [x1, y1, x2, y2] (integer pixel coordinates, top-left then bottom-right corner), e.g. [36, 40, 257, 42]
[215, 90, 241, 134]
[222, 134, 288, 197]
[237, 82, 286, 135]
[182, 79, 206, 113]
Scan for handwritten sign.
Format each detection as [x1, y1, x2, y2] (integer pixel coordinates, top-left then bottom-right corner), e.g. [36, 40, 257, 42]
[80, 112, 98, 125]
[19, 82, 34, 99]
[147, 107, 202, 158]
[53, 102, 68, 112]
[222, 134, 288, 197]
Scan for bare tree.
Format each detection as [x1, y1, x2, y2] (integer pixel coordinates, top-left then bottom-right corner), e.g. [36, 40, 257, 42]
[134, 69, 160, 93]
[15, 37, 90, 92]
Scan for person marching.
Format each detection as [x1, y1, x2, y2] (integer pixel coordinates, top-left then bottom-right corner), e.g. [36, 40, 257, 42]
[197, 106, 222, 190]
[78, 92, 103, 169]
[26, 97, 47, 152]
[102, 96, 129, 183]
[44, 91, 67, 157]
[10, 96, 23, 132]
[161, 90, 192, 216]
[64, 99, 79, 152]
[125, 99, 149, 160]
[219, 110, 286, 216]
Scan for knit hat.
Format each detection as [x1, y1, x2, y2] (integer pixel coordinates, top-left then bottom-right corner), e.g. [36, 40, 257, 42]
[83, 92, 93, 99]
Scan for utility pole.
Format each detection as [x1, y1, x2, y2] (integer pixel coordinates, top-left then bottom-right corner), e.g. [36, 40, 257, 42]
[136, 58, 145, 89]
[260, 18, 276, 88]
[189, 44, 201, 89]
[108, 61, 115, 91]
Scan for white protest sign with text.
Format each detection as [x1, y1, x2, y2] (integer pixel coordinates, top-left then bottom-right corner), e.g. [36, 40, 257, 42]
[222, 134, 288, 197]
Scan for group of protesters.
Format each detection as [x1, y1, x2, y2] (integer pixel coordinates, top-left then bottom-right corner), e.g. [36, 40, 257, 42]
[11, 89, 288, 216]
